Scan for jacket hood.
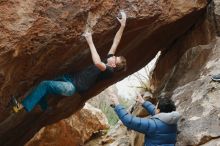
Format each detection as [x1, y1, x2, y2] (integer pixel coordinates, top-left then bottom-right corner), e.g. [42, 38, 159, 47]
[153, 111, 180, 124]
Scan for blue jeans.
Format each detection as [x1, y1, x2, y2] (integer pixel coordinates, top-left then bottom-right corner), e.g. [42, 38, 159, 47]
[22, 74, 76, 112]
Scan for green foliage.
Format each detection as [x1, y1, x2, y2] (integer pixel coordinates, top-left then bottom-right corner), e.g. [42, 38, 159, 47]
[104, 107, 119, 125]
[98, 97, 133, 126]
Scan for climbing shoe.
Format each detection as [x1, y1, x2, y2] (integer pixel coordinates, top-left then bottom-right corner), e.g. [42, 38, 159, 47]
[211, 74, 220, 82]
[11, 96, 23, 113]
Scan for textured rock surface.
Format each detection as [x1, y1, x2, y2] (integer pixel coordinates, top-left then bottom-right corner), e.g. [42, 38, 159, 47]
[214, 0, 220, 35]
[172, 39, 220, 146]
[85, 121, 136, 146]
[0, 0, 210, 145]
[25, 103, 109, 146]
[201, 138, 220, 146]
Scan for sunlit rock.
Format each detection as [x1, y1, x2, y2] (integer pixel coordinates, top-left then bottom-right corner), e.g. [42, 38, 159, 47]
[25, 103, 109, 146]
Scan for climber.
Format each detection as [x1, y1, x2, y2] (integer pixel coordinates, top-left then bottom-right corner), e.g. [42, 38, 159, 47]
[11, 11, 127, 113]
[110, 93, 180, 146]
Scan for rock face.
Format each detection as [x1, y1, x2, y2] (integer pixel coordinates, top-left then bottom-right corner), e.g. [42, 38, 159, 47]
[202, 138, 220, 146]
[0, 0, 211, 145]
[214, 0, 220, 35]
[25, 103, 109, 146]
[169, 41, 220, 145]
[151, 2, 220, 145]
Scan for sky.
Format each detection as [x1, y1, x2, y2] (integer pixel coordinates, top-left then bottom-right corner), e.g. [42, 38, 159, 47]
[116, 51, 161, 99]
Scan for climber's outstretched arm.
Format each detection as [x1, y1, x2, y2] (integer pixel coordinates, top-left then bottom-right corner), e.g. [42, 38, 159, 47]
[108, 11, 127, 55]
[84, 32, 106, 71]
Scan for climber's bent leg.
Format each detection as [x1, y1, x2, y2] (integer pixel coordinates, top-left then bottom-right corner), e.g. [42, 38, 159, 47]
[22, 80, 76, 112]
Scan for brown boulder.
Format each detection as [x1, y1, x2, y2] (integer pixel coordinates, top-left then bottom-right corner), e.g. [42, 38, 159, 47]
[213, 0, 220, 35]
[25, 103, 109, 146]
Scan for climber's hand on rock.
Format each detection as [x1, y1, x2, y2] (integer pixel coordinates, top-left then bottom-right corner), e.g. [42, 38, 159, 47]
[82, 31, 92, 39]
[117, 10, 126, 27]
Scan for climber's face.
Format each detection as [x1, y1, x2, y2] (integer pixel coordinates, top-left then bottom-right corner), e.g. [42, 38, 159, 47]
[107, 56, 126, 72]
[107, 56, 119, 68]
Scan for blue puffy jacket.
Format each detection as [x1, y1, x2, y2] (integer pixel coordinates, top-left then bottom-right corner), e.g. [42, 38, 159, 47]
[114, 101, 180, 146]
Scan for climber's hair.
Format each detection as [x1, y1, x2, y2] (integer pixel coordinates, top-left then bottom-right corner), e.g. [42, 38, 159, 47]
[158, 97, 176, 113]
[115, 56, 127, 72]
